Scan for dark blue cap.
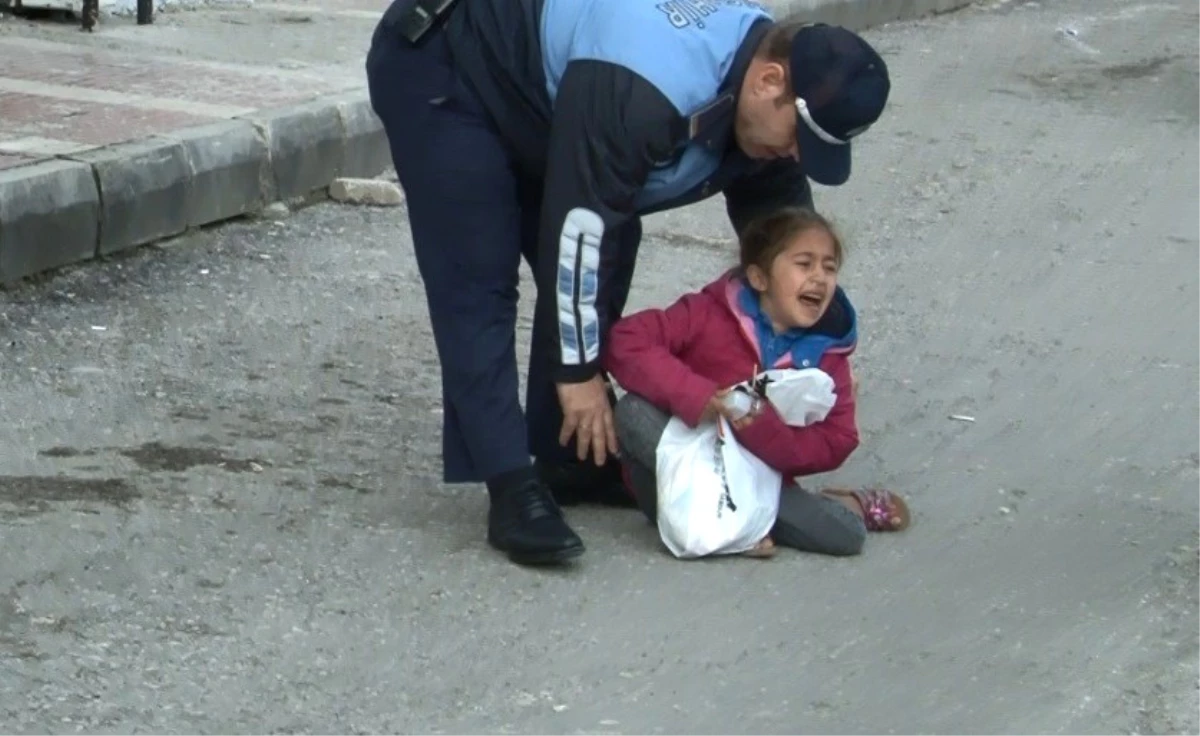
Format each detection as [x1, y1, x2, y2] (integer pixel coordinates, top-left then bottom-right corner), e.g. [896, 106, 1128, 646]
[789, 23, 891, 186]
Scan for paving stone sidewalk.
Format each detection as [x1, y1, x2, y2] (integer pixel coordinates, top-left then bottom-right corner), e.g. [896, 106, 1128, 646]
[0, 0, 972, 285]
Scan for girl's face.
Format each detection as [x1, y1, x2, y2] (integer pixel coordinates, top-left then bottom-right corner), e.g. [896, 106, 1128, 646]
[747, 227, 839, 332]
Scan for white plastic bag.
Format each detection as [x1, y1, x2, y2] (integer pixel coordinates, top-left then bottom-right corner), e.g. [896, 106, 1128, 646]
[757, 367, 838, 427]
[653, 367, 840, 559]
[655, 414, 781, 558]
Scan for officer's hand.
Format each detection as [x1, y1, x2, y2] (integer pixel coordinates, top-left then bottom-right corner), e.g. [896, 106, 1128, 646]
[556, 375, 618, 466]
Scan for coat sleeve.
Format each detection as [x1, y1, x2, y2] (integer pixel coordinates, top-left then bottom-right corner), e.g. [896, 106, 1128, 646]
[723, 158, 814, 236]
[731, 353, 860, 479]
[601, 293, 722, 428]
[536, 59, 683, 385]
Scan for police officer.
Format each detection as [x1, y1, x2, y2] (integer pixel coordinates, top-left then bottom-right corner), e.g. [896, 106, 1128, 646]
[365, 0, 891, 566]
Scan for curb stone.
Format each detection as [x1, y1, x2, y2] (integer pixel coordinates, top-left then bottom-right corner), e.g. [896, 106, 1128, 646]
[335, 94, 396, 184]
[164, 120, 273, 229]
[0, 0, 974, 287]
[0, 90, 387, 286]
[238, 99, 347, 203]
[66, 138, 192, 256]
[0, 160, 99, 283]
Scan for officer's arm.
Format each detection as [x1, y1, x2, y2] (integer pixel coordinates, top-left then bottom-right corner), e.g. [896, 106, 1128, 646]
[723, 158, 814, 236]
[537, 60, 681, 384]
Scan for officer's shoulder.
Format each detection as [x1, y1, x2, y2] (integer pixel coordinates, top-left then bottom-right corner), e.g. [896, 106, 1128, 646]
[562, 0, 773, 55]
[561, 0, 772, 110]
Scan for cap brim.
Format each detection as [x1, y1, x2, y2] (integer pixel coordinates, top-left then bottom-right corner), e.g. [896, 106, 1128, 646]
[797, 123, 851, 186]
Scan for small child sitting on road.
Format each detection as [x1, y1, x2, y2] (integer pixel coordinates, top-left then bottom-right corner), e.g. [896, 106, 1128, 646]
[601, 206, 909, 558]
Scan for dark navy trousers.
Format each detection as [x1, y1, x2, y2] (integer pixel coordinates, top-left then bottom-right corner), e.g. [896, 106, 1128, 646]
[365, 23, 642, 483]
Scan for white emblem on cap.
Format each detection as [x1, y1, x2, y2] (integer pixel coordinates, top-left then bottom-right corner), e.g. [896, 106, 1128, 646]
[795, 97, 846, 145]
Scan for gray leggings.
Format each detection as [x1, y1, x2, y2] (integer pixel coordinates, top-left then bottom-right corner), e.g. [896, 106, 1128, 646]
[615, 393, 866, 557]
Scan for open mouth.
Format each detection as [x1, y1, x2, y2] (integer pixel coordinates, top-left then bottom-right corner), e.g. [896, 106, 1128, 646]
[798, 292, 825, 308]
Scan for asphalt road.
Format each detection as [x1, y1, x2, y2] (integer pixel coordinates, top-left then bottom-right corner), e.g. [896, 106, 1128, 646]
[2, 0, 1198, 733]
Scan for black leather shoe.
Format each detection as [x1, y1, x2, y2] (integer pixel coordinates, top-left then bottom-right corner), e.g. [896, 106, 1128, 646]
[536, 457, 639, 509]
[487, 479, 585, 565]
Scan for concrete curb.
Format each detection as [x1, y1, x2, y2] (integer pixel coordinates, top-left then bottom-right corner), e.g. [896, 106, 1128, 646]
[0, 0, 973, 286]
[0, 91, 389, 285]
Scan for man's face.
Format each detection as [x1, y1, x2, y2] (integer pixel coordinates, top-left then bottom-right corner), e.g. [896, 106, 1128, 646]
[734, 60, 800, 161]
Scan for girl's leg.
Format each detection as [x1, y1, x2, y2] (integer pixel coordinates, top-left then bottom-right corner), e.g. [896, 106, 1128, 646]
[612, 393, 671, 523]
[771, 486, 868, 557]
[614, 392, 778, 557]
[623, 458, 658, 525]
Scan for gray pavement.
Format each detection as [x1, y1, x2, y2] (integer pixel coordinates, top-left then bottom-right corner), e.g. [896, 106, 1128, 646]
[2, 0, 1198, 733]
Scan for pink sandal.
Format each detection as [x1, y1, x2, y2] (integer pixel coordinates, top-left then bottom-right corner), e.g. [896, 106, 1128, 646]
[823, 488, 911, 532]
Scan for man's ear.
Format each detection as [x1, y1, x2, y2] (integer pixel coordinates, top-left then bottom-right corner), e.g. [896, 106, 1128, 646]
[747, 59, 788, 98]
[759, 61, 788, 96]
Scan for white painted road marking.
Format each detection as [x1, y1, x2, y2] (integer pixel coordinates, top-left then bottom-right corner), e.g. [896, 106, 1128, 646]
[0, 77, 255, 118]
[0, 136, 96, 156]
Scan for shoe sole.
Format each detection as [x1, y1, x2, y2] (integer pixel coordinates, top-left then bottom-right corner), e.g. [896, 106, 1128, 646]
[487, 534, 586, 566]
[508, 543, 585, 566]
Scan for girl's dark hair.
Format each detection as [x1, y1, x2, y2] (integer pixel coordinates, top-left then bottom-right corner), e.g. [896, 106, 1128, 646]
[738, 206, 845, 275]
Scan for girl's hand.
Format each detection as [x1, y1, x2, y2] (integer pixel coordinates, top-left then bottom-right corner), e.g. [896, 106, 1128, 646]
[699, 390, 729, 425]
[703, 388, 764, 433]
[727, 397, 763, 431]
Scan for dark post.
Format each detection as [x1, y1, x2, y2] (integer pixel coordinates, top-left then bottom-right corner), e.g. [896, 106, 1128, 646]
[136, 0, 152, 24]
[81, 0, 99, 31]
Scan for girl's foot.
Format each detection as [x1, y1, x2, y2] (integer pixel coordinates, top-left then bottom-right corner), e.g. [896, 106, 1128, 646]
[741, 535, 777, 558]
[821, 488, 911, 532]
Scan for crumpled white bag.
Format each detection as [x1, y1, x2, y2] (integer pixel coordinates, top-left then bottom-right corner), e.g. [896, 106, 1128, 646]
[755, 367, 838, 426]
[655, 367, 839, 559]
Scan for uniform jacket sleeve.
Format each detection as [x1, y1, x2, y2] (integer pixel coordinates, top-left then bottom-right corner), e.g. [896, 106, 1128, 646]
[601, 293, 721, 428]
[732, 353, 860, 479]
[537, 60, 682, 384]
[723, 158, 814, 236]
